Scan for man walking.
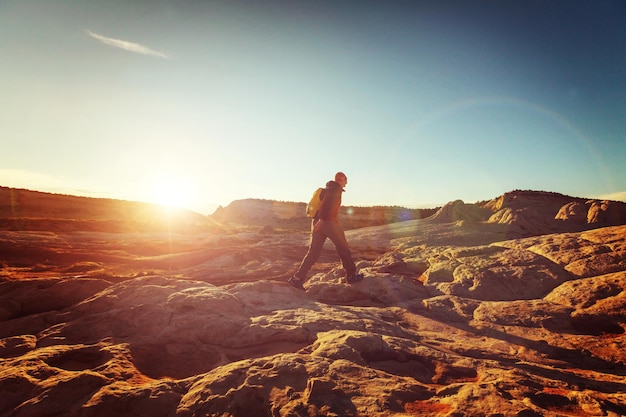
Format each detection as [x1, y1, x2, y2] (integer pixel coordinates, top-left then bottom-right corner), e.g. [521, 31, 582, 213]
[289, 172, 363, 290]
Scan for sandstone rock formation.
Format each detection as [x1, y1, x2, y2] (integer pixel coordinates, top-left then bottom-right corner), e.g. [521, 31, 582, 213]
[483, 190, 626, 236]
[1, 190, 626, 416]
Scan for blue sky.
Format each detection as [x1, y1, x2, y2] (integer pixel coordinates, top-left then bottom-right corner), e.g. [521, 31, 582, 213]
[1, 0, 624, 214]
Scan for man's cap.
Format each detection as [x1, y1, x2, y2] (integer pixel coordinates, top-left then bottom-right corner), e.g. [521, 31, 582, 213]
[335, 172, 347, 181]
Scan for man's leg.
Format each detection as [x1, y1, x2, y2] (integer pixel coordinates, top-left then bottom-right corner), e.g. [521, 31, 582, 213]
[294, 226, 326, 282]
[323, 220, 357, 277]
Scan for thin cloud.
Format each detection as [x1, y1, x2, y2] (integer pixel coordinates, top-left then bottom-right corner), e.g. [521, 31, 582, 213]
[86, 30, 169, 59]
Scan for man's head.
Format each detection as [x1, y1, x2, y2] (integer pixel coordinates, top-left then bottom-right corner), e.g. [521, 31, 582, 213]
[335, 172, 347, 187]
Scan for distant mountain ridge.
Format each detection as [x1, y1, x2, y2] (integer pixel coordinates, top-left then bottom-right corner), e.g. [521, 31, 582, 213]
[210, 198, 438, 230]
[0, 186, 210, 232]
[210, 190, 626, 234]
[2, 186, 625, 234]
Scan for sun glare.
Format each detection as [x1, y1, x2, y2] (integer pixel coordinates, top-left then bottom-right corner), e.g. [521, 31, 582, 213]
[146, 175, 194, 210]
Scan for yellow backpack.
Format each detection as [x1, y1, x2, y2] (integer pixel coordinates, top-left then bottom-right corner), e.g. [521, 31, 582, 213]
[306, 187, 326, 218]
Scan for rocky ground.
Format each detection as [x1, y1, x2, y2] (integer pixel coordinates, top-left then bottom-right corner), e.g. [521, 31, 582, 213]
[1, 191, 626, 416]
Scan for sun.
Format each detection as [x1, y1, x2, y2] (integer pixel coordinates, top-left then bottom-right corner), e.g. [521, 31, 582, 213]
[146, 175, 194, 210]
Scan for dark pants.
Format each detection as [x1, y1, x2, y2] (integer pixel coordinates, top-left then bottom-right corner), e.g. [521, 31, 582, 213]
[295, 219, 356, 281]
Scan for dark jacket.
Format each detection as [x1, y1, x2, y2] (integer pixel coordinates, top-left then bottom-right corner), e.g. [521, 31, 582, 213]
[318, 180, 343, 221]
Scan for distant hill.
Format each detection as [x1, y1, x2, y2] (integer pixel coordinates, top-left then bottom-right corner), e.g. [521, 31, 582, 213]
[1, 187, 436, 233]
[0, 187, 212, 233]
[3, 186, 625, 235]
[210, 198, 438, 230]
[208, 190, 626, 234]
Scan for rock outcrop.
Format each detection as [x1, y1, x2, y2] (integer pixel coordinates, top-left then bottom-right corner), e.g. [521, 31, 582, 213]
[482, 190, 626, 235]
[405, 190, 626, 241]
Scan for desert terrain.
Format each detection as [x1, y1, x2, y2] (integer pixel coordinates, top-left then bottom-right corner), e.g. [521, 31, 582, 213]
[1, 187, 626, 416]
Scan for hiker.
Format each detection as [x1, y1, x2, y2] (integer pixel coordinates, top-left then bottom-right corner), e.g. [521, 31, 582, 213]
[289, 172, 363, 290]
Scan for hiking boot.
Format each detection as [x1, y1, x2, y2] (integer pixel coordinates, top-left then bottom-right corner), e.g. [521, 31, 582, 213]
[288, 276, 305, 291]
[346, 273, 364, 284]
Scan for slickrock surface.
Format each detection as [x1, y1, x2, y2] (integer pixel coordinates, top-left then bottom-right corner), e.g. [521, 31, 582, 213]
[1, 191, 626, 416]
